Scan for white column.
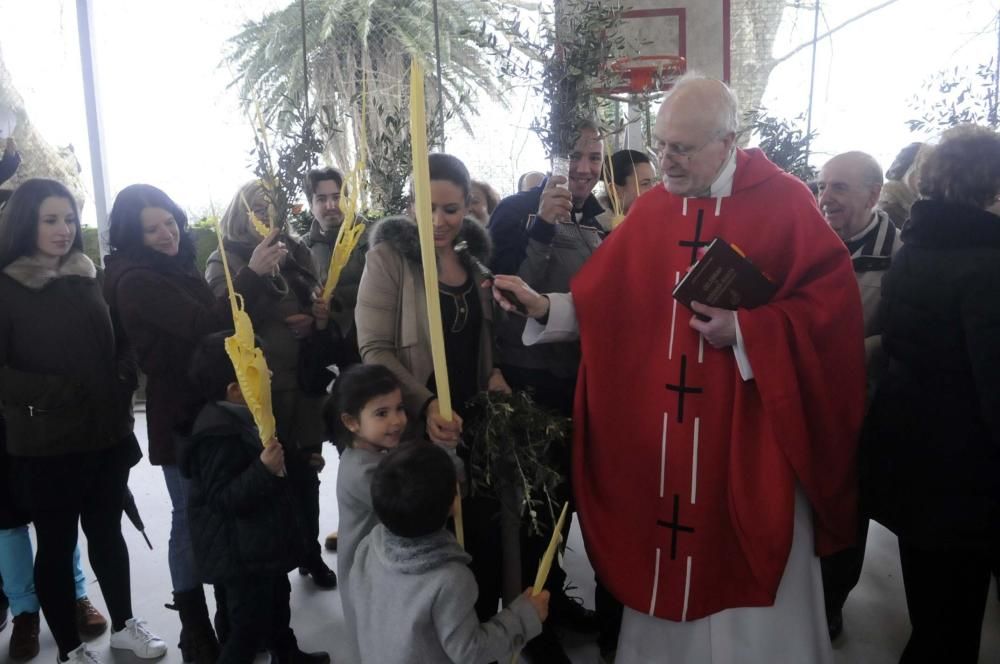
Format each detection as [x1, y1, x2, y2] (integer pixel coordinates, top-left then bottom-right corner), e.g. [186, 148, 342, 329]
[623, 101, 646, 150]
[76, 0, 111, 262]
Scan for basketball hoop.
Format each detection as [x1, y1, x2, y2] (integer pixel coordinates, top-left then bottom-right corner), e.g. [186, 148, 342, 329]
[593, 55, 687, 98]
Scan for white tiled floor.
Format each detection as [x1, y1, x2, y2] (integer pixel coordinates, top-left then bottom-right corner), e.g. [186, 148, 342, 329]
[9, 414, 999, 664]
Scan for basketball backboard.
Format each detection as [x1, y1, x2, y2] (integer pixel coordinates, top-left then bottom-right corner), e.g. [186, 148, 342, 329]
[612, 1, 731, 83]
[601, 1, 732, 149]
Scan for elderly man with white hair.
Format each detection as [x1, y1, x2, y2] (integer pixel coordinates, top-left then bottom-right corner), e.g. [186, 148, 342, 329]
[816, 150, 901, 641]
[492, 74, 866, 663]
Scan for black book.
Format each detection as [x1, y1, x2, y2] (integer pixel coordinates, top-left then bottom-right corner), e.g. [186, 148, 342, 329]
[672, 237, 778, 313]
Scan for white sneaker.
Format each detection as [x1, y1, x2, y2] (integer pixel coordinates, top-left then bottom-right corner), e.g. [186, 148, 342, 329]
[60, 643, 102, 664]
[109, 618, 167, 659]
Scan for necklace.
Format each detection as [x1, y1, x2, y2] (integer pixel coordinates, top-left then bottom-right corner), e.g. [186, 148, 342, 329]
[441, 280, 475, 333]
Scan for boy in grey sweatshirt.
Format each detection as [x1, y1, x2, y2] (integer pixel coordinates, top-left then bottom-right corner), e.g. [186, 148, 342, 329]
[349, 441, 549, 663]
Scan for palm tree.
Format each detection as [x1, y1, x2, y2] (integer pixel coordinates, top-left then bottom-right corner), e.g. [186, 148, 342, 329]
[226, 0, 527, 213]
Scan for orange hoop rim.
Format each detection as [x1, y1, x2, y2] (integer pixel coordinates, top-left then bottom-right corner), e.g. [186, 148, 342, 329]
[607, 55, 687, 73]
[593, 55, 687, 97]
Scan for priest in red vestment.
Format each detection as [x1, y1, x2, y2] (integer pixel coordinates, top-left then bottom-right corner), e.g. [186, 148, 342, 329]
[492, 75, 866, 663]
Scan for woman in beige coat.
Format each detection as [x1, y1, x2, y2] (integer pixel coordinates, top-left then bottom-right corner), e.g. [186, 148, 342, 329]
[355, 153, 511, 620]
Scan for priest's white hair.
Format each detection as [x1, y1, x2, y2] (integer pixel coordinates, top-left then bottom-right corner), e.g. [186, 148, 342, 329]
[666, 72, 740, 136]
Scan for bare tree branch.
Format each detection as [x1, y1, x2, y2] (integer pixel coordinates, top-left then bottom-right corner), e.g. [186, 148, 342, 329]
[772, 0, 904, 67]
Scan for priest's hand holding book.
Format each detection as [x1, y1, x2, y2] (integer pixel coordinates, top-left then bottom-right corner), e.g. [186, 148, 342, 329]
[688, 302, 737, 348]
[673, 237, 778, 350]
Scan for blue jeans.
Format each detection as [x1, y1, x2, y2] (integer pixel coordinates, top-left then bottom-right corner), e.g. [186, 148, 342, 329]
[162, 463, 199, 591]
[0, 526, 87, 615]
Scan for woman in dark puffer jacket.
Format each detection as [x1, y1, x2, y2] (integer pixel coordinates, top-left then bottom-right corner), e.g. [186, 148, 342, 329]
[861, 125, 1000, 664]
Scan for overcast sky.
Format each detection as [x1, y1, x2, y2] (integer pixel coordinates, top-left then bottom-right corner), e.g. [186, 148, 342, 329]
[1, 0, 997, 226]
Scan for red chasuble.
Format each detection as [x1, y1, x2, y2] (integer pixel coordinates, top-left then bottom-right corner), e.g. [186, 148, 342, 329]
[570, 148, 866, 622]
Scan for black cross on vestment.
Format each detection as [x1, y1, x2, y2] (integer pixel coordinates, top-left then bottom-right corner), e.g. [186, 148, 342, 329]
[678, 210, 711, 265]
[665, 355, 703, 424]
[657, 494, 695, 560]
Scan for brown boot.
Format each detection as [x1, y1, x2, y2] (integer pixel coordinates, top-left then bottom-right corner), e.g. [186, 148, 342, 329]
[76, 597, 108, 638]
[9, 611, 39, 661]
[324, 532, 338, 551]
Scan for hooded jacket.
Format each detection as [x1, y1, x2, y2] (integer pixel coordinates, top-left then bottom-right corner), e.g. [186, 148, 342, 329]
[103, 243, 267, 465]
[0, 251, 136, 457]
[355, 217, 494, 420]
[181, 401, 305, 582]
[349, 524, 542, 663]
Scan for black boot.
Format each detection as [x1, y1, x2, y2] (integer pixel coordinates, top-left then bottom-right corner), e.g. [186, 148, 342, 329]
[297, 559, 337, 590]
[548, 588, 599, 634]
[270, 646, 330, 664]
[174, 588, 220, 664]
[522, 623, 571, 664]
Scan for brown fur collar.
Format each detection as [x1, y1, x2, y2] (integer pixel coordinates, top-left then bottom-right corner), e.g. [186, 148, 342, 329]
[3, 250, 96, 290]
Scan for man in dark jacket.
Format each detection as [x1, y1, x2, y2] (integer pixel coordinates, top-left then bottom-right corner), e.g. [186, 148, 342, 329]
[488, 119, 606, 661]
[489, 120, 608, 412]
[183, 333, 329, 664]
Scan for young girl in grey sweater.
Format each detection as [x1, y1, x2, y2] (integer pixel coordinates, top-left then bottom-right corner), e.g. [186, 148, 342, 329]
[325, 364, 407, 663]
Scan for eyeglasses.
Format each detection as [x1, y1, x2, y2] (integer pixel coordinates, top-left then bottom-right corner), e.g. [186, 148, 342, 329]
[649, 135, 721, 161]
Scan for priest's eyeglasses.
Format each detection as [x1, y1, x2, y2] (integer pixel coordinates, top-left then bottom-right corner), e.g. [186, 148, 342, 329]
[650, 136, 719, 161]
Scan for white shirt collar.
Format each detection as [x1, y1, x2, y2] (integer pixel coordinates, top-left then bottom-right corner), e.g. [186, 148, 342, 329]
[708, 150, 738, 198]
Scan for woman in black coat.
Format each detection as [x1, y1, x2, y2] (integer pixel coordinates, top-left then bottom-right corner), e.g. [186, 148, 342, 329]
[103, 183, 284, 662]
[861, 126, 1000, 664]
[0, 179, 166, 663]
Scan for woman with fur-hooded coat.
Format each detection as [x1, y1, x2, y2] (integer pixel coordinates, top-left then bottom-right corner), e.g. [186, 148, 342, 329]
[355, 153, 512, 621]
[356, 215, 497, 420]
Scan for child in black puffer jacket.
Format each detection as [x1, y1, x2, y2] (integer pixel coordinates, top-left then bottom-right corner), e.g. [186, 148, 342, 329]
[181, 331, 330, 664]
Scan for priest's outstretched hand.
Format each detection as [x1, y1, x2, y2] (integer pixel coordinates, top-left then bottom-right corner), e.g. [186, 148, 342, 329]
[491, 275, 550, 319]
